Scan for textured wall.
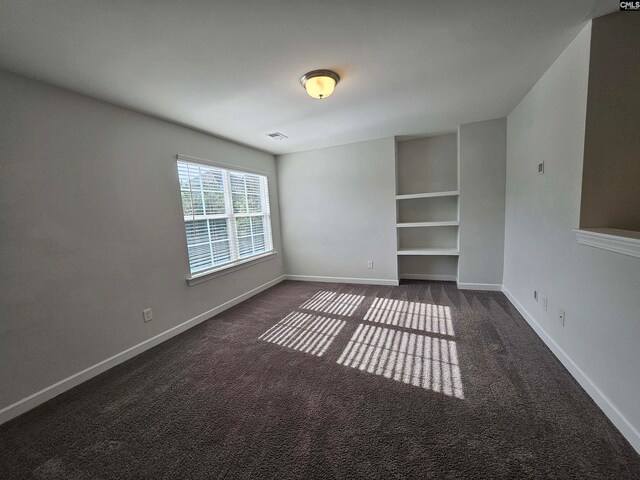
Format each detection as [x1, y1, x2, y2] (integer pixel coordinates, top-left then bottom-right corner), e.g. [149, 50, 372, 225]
[0, 71, 284, 409]
[277, 138, 397, 282]
[503, 23, 640, 451]
[458, 118, 506, 286]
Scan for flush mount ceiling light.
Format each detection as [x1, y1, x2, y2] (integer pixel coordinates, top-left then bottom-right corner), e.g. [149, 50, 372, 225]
[300, 69, 340, 99]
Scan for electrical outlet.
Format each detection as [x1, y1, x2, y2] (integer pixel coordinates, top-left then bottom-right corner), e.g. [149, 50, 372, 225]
[557, 309, 565, 326]
[367, 260, 373, 269]
[143, 308, 153, 323]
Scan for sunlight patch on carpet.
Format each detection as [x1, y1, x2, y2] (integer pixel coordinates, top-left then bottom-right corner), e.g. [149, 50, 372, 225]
[299, 291, 365, 317]
[259, 311, 346, 357]
[337, 324, 464, 398]
[363, 298, 454, 335]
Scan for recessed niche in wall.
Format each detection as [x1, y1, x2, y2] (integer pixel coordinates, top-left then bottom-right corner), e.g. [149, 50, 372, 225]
[398, 226, 458, 250]
[397, 196, 458, 224]
[398, 256, 458, 280]
[575, 13, 640, 258]
[396, 134, 457, 196]
[395, 131, 460, 282]
[579, 12, 640, 233]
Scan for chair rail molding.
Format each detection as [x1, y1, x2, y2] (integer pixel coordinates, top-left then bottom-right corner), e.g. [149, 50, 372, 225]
[574, 228, 640, 259]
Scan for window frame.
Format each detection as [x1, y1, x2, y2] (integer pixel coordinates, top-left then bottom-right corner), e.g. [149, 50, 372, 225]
[176, 154, 276, 285]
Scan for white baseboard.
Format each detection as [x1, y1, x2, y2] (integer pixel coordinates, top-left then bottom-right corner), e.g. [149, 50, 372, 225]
[456, 281, 503, 291]
[284, 274, 399, 286]
[0, 275, 286, 426]
[399, 274, 457, 282]
[502, 285, 640, 454]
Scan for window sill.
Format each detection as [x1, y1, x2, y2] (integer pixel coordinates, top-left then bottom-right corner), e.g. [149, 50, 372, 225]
[574, 228, 640, 259]
[186, 251, 278, 286]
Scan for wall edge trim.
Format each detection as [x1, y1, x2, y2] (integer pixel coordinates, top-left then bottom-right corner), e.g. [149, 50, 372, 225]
[400, 274, 457, 282]
[456, 281, 503, 291]
[502, 285, 640, 454]
[0, 275, 286, 426]
[284, 274, 399, 286]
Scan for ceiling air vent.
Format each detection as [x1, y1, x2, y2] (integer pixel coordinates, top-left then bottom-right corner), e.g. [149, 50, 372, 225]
[266, 132, 288, 140]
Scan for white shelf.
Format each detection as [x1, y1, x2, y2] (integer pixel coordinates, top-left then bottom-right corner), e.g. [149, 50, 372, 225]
[396, 220, 459, 228]
[396, 190, 459, 200]
[397, 248, 459, 256]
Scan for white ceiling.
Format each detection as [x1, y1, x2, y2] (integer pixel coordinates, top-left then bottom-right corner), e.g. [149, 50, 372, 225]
[0, 0, 614, 155]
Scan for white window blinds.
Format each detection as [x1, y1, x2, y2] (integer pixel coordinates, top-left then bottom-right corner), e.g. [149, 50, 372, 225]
[177, 157, 273, 276]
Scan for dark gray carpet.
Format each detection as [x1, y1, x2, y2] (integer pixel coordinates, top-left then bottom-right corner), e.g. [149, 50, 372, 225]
[1, 280, 638, 479]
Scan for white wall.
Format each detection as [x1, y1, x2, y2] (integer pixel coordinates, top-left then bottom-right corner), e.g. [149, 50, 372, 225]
[0, 71, 284, 414]
[277, 138, 397, 284]
[458, 118, 506, 287]
[503, 23, 640, 452]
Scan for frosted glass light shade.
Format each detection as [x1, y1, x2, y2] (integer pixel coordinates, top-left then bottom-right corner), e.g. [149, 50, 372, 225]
[300, 70, 340, 99]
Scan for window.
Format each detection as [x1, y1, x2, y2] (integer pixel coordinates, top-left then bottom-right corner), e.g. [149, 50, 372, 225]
[177, 157, 273, 277]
